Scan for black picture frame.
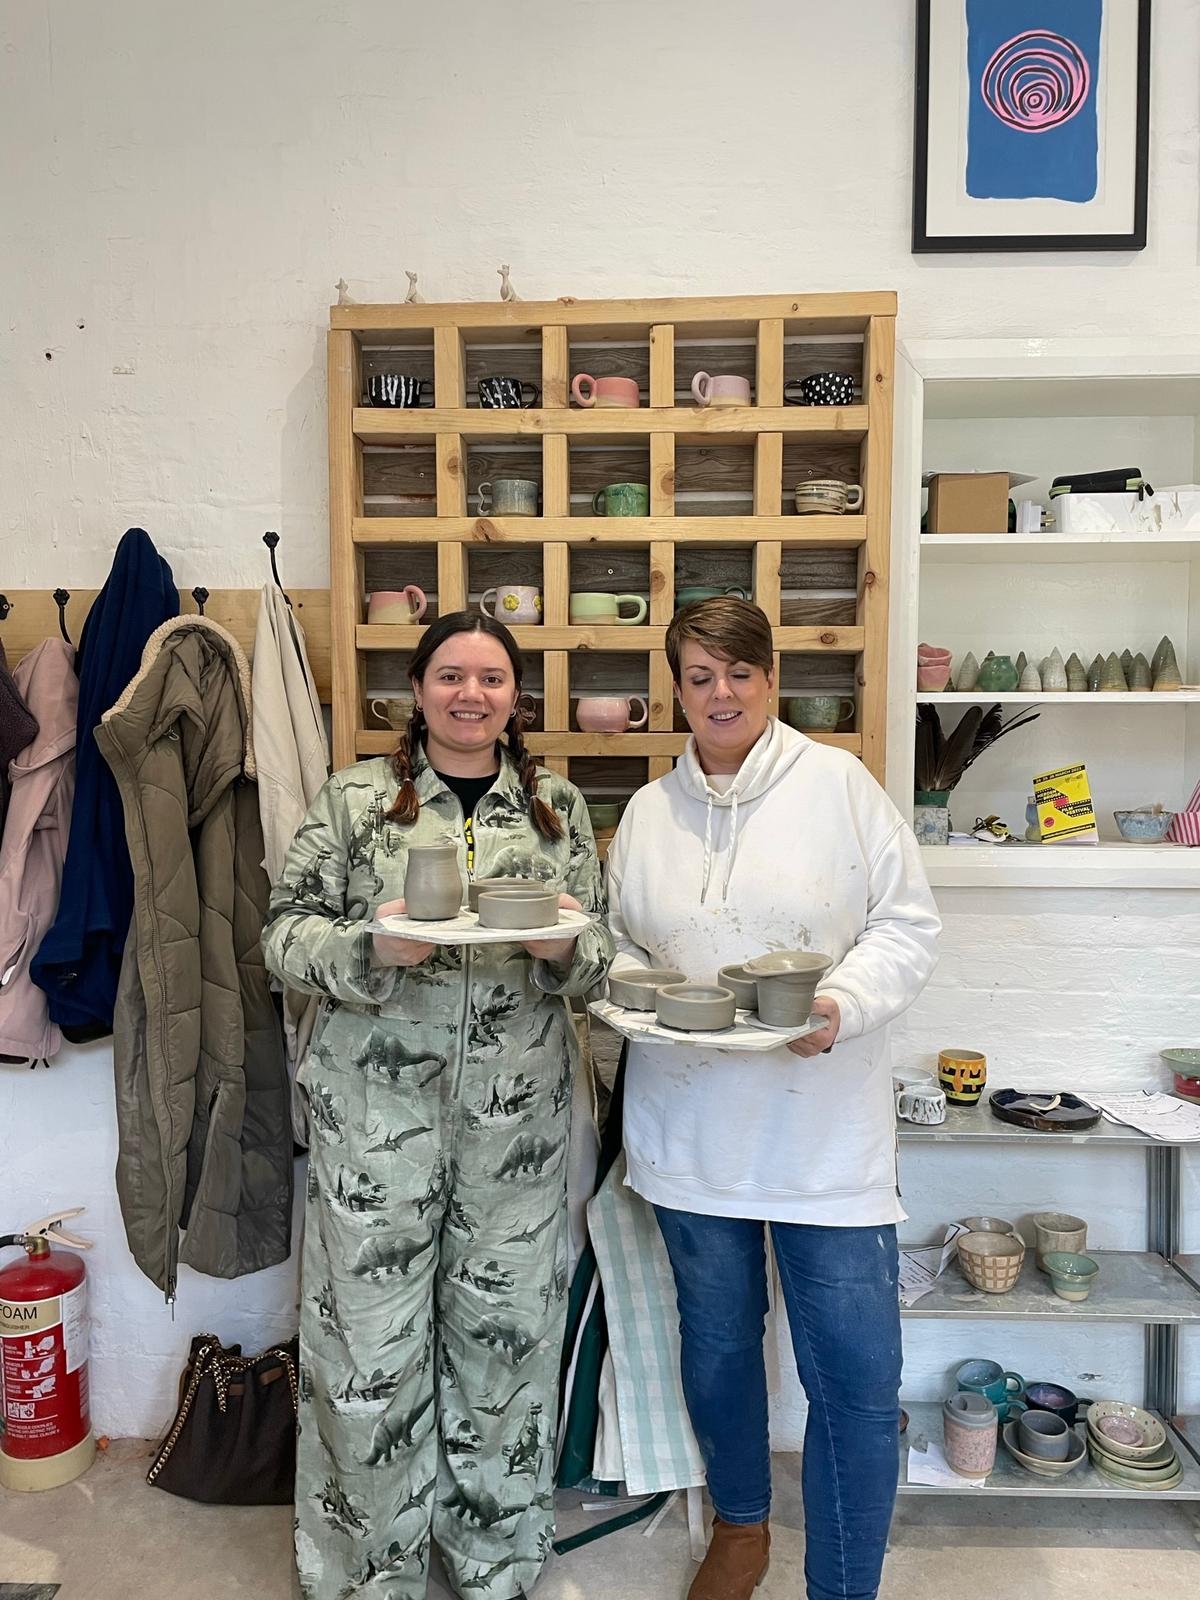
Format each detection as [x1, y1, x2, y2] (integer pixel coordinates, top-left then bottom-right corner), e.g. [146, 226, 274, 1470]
[913, 0, 1151, 253]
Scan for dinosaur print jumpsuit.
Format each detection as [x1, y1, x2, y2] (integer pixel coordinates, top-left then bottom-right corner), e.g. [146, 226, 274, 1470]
[262, 750, 613, 1599]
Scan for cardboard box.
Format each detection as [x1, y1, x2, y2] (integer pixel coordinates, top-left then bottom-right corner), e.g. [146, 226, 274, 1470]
[927, 472, 1010, 534]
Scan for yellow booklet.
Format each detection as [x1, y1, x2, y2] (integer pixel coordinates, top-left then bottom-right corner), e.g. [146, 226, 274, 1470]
[1033, 763, 1099, 844]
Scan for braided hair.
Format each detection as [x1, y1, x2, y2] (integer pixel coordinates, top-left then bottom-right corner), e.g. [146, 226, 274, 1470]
[386, 611, 563, 841]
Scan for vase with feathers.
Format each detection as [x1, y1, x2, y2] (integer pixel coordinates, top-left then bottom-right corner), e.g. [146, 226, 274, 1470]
[914, 703, 1040, 840]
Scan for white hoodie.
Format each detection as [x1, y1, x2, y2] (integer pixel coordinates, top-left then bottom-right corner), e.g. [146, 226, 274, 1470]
[604, 718, 941, 1226]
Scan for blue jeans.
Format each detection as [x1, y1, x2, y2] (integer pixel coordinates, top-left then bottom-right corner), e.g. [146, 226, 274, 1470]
[653, 1207, 902, 1600]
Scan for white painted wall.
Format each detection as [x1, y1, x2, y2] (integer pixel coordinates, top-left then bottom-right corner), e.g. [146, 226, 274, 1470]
[3, 0, 1200, 1444]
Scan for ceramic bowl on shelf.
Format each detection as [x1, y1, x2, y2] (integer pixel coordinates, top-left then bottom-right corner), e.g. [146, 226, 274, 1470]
[655, 983, 737, 1032]
[1042, 1250, 1099, 1302]
[607, 969, 686, 1011]
[959, 1216, 1020, 1239]
[1113, 808, 1175, 843]
[957, 1230, 1026, 1294]
[1085, 1402, 1167, 1460]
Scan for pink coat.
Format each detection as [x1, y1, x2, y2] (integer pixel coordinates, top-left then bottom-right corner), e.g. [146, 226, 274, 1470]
[0, 639, 78, 1062]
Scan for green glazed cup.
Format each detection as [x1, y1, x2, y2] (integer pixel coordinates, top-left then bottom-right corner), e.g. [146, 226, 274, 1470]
[586, 802, 622, 830]
[675, 585, 748, 609]
[592, 482, 650, 517]
[784, 695, 855, 731]
[569, 591, 649, 625]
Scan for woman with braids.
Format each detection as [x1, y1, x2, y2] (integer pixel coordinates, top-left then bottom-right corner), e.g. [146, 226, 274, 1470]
[263, 611, 612, 1600]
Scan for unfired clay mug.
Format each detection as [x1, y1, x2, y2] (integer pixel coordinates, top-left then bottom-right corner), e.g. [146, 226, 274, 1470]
[572, 374, 641, 409]
[576, 696, 648, 733]
[480, 585, 543, 625]
[367, 587, 427, 625]
[794, 479, 864, 516]
[692, 372, 752, 408]
[370, 695, 414, 730]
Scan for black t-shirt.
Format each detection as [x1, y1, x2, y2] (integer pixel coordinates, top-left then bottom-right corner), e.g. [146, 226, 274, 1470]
[434, 767, 499, 877]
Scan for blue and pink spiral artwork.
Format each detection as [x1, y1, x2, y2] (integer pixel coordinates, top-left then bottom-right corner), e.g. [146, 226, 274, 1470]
[966, 0, 1101, 202]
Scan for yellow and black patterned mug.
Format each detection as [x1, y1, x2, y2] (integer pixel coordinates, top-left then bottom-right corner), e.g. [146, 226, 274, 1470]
[938, 1047, 988, 1108]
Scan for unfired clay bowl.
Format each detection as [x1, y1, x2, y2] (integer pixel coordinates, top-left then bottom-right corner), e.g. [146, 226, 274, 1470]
[717, 964, 759, 1009]
[655, 983, 737, 1032]
[743, 950, 832, 1027]
[607, 968, 686, 1010]
[468, 875, 541, 912]
[477, 889, 559, 930]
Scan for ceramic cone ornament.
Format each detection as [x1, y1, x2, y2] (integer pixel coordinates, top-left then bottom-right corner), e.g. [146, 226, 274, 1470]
[1120, 648, 1134, 677]
[1100, 651, 1129, 692]
[1042, 649, 1068, 691]
[1153, 637, 1182, 691]
[1018, 662, 1042, 692]
[1153, 635, 1178, 675]
[1088, 654, 1104, 692]
[1128, 652, 1153, 690]
[956, 651, 980, 691]
[1015, 651, 1028, 679]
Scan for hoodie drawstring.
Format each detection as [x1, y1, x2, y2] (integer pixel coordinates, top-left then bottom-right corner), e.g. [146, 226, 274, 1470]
[723, 790, 740, 903]
[700, 791, 715, 903]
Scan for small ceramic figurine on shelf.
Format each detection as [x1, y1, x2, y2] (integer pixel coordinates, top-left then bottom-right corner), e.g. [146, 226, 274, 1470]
[1025, 796, 1042, 842]
[1018, 661, 1042, 693]
[1088, 653, 1104, 692]
[497, 263, 521, 302]
[1153, 636, 1182, 691]
[1065, 652, 1088, 693]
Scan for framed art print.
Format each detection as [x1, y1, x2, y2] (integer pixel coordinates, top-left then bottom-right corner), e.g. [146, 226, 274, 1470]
[913, 0, 1151, 252]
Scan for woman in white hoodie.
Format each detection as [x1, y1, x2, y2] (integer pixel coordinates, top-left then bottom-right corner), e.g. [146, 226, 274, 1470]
[604, 599, 940, 1600]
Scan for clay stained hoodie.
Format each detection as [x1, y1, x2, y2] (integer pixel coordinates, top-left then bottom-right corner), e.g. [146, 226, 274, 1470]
[604, 718, 941, 1226]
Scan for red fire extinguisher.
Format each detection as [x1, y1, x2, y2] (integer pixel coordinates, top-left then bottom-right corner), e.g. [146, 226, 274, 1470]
[0, 1207, 95, 1491]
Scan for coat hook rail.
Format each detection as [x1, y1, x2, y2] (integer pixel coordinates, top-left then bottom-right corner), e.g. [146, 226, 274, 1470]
[263, 531, 292, 609]
[192, 586, 209, 616]
[0, 595, 10, 622]
[52, 588, 72, 644]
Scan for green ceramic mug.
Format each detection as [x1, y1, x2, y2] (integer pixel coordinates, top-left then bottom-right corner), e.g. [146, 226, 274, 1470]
[569, 591, 649, 625]
[674, 585, 748, 610]
[586, 802, 622, 831]
[592, 482, 650, 517]
[784, 695, 855, 731]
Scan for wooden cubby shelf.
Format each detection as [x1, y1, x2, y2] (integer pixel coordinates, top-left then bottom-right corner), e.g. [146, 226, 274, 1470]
[329, 291, 895, 797]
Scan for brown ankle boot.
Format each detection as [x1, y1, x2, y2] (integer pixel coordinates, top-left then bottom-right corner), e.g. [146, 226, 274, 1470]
[687, 1516, 770, 1600]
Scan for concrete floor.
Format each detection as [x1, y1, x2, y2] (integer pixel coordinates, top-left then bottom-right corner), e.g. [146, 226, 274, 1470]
[2, 1441, 1199, 1598]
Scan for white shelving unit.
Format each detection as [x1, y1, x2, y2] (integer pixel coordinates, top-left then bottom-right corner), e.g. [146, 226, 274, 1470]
[889, 339, 1200, 888]
[896, 1108, 1200, 1502]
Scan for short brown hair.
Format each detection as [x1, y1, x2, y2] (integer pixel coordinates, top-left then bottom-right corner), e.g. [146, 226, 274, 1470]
[665, 597, 775, 683]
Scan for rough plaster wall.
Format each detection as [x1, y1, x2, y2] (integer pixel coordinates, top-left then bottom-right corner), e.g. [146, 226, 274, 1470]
[2, 0, 1200, 1441]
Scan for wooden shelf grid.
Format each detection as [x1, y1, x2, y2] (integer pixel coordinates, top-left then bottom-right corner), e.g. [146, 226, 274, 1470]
[329, 292, 896, 800]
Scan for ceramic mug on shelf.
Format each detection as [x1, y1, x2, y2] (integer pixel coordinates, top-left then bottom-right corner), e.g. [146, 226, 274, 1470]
[477, 477, 539, 517]
[480, 585, 543, 626]
[576, 696, 649, 733]
[938, 1047, 987, 1108]
[571, 374, 641, 409]
[784, 695, 855, 731]
[954, 1359, 1026, 1423]
[477, 376, 540, 409]
[674, 585, 748, 609]
[570, 591, 649, 626]
[367, 586, 428, 625]
[784, 372, 856, 407]
[1032, 1212, 1087, 1271]
[586, 802, 623, 831]
[793, 479, 864, 516]
[894, 1080, 946, 1125]
[366, 374, 429, 408]
[592, 482, 650, 517]
[370, 695, 415, 730]
[691, 372, 752, 408]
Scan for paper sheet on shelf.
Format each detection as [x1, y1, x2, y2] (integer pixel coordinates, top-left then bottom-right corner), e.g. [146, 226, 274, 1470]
[898, 1223, 969, 1308]
[906, 1438, 989, 1489]
[1078, 1091, 1200, 1142]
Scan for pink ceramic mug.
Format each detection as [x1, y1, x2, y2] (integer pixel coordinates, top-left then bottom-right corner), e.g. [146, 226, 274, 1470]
[692, 372, 752, 408]
[571, 374, 641, 409]
[576, 695, 648, 733]
[367, 586, 427, 624]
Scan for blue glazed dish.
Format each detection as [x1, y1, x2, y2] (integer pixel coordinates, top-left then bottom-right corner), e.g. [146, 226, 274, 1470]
[1113, 808, 1175, 842]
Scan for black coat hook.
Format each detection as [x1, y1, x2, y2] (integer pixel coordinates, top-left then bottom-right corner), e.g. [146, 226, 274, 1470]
[0, 595, 10, 623]
[53, 588, 72, 645]
[192, 586, 209, 616]
[263, 531, 292, 608]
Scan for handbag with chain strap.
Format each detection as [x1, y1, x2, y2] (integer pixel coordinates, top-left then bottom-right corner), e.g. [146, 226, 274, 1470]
[146, 1332, 299, 1504]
